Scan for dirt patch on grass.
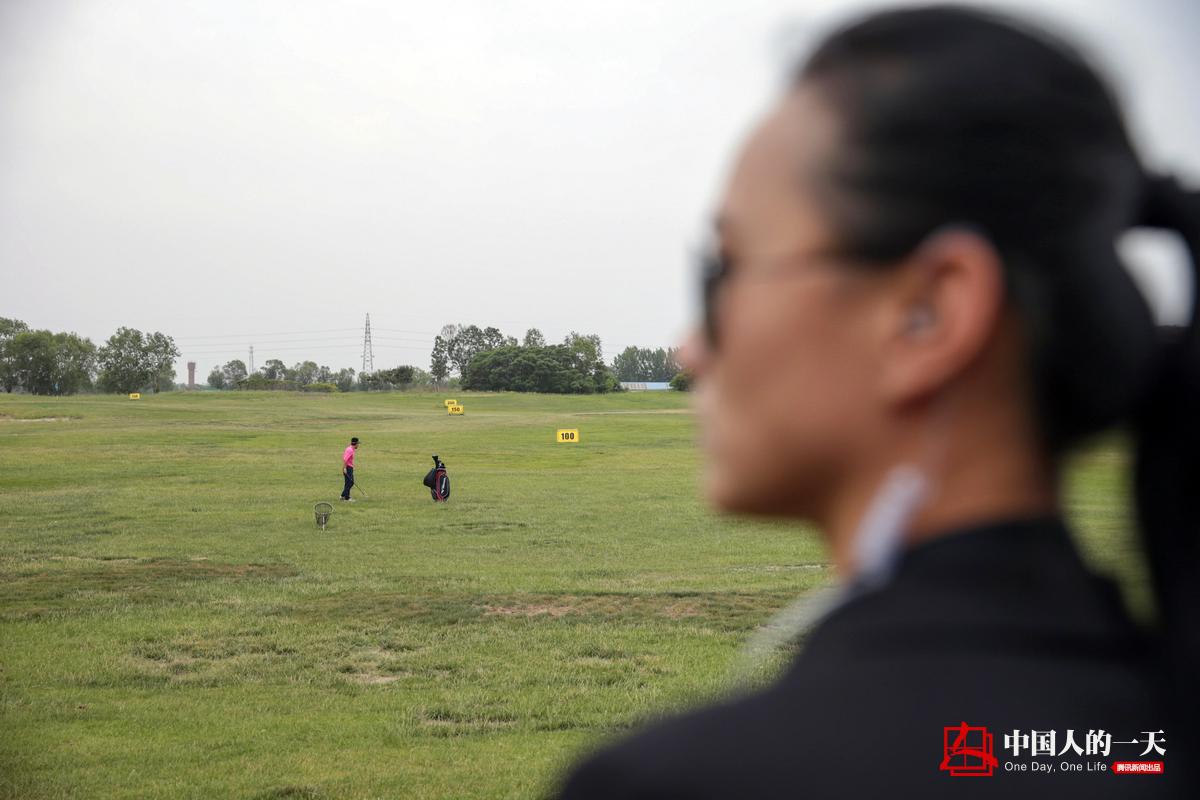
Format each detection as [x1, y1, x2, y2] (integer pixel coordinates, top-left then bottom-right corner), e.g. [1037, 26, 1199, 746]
[298, 590, 793, 631]
[478, 593, 778, 626]
[418, 707, 518, 736]
[254, 785, 326, 800]
[333, 643, 419, 686]
[128, 632, 302, 684]
[446, 520, 529, 533]
[298, 592, 484, 626]
[0, 415, 77, 423]
[345, 672, 404, 685]
[0, 559, 300, 620]
[728, 563, 829, 574]
[51, 555, 139, 564]
[484, 598, 701, 619]
[66, 558, 297, 581]
[483, 603, 576, 618]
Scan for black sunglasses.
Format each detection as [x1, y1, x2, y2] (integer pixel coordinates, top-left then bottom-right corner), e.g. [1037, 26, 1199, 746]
[697, 245, 727, 348]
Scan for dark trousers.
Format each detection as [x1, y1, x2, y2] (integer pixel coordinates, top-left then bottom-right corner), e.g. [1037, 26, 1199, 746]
[342, 466, 354, 499]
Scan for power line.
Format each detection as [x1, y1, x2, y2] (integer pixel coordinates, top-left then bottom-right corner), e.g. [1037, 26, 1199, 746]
[183, 337, 366, 347]
[183, 343, 393, 355]
[174, 327, 363, 342]
[176, 335, 434, 349]
[370, 337, 433, 345]
[372, 327, 441, 336]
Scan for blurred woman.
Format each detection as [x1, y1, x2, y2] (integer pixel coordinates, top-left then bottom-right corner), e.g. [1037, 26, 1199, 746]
[559, 6, 1197, 798]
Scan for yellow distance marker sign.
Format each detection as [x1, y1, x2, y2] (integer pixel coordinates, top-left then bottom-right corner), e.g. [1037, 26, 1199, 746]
[556, 429, 580, 443]
[448, 404, 465, 416]
[128, 393, 141, 400]
[443, 399, 458, 407]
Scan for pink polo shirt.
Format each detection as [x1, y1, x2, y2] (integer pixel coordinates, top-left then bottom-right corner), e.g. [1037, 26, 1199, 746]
[343, 445, 356, 468]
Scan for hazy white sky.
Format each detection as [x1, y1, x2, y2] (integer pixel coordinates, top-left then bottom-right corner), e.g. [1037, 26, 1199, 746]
[2, 0, 1197, 381]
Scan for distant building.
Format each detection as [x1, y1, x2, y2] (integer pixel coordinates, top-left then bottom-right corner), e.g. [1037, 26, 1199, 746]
[620, 382, 672, 391]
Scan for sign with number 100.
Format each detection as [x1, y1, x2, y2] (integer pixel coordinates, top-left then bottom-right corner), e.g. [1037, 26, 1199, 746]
[556, 429, 579, 443]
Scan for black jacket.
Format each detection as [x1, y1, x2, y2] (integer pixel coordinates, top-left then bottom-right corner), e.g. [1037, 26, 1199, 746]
[558, 518, 1189, 798]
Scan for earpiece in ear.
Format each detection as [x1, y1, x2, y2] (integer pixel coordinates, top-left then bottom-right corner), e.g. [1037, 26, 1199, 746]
[906, 306, 936, 335]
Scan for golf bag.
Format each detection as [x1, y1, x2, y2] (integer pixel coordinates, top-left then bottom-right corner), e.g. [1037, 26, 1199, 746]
[423, 455, 450, 502]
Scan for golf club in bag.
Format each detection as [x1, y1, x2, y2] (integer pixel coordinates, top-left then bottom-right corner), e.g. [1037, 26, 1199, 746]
[423, 454, 450, 502]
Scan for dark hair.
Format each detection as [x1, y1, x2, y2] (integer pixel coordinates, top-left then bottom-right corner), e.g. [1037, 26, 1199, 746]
[796, 0, 1199, 749]
[351, 437, 359, 444]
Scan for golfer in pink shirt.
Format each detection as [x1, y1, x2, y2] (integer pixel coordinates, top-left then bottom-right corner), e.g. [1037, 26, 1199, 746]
[340, 437, 359, 501]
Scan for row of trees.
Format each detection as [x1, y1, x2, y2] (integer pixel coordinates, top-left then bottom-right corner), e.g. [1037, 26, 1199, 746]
[208, 359, 430, 392]
[430, 324, 619, 394]
[0, 318, 179, 395]
[207, 359, 353, 391]
[1, 315, 687, 396]
[465, 333, 617, 393]
[610, 346, 681, 383]
[429, 324, 522, 384]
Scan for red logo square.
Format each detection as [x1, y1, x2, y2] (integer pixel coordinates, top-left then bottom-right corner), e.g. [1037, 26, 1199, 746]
[941, 722, 999, 777]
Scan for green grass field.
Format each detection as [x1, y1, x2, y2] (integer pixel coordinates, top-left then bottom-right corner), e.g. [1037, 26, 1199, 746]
[0, 391, 1149, 799]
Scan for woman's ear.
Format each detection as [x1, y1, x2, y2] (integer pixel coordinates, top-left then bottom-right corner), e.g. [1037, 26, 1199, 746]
[877, 228, 1007, 407]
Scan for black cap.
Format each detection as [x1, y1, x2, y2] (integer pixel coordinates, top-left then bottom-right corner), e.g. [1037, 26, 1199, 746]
[351, 437, 359, 445]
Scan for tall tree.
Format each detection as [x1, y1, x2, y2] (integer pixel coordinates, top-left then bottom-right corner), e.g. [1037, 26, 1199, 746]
[564, 331, 603, 364]
[481, 326, 507, 351]
[430, 336, 450, 385]
[95, 327, 177, 394]
[447, 324, 486, 375]
[438, 323, 518, 377]
[333, 367, 356, 392]
[207, 368, 226, 389]
[145, 331, 180, 393]
[291, 360, 318, 385]
[260, 359, 287, 380]
[221, 359, 248, 386]
[663, 348, 682, 381]
[0, 318, 29, 339]
[52, 332, 98, 394]
[522, 328, 546, 348]
[612, 346, 643, 382]
[7, 331, 57, 394]
[0, 318, 31, 392]
[98, 327, 153, 393]
[564, 332, 618, 392]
